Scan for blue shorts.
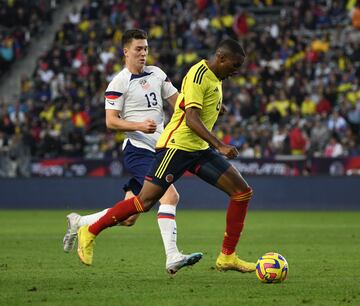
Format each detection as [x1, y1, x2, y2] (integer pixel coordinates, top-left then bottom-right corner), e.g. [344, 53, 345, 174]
[122, 141, 155, 195]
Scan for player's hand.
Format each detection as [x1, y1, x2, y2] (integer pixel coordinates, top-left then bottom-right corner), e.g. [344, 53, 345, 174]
[219, 104, 228, 116]
[140, 119, 157, 134]
[217, 144, 239, 159]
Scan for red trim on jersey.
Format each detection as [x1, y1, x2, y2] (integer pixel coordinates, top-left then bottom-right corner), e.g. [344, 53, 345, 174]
[179, 98, 185, 111]
[106, 95, 120, 100]
[186, 102, 202, 109]
[105, 91, 123, 100]
[164, 113, 185, 147]
[145, 175, 153, 181]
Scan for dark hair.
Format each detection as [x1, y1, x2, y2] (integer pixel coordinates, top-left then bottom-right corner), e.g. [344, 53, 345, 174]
[217, 39, 246, 57]
[121, 29, 148, 48]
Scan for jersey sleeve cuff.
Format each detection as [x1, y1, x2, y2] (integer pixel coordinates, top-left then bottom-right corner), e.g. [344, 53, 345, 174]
[185, 102, 202, 109]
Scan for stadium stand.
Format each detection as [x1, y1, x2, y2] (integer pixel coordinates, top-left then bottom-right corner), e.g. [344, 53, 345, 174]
[0, 0, 64, 78]
[0, 0, 359, 177]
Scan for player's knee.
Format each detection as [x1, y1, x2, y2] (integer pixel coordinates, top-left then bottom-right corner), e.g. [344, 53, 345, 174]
[247, 187, 254, 200]
[159, 189, 179, 205]
[168, 189, 180, 205]
[231, 186, 253, 200]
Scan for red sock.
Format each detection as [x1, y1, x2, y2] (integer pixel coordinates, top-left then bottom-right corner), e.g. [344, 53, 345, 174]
[89, 196, 145, 235]
[222, 187, 253, 255]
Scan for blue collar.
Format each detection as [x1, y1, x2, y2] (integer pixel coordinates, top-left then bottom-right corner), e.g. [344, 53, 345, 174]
[130, 71, 153, 81]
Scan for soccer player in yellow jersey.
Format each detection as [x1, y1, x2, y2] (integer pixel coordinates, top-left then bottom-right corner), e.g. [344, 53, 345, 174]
[77, 38, 256, 273]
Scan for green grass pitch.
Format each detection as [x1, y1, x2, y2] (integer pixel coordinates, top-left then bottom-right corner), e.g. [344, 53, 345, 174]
[0, 210, 359, 306]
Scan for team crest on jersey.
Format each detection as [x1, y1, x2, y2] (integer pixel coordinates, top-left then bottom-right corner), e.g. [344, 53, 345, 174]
[139, 79, 150, 90]
[165, 174, 174, 183]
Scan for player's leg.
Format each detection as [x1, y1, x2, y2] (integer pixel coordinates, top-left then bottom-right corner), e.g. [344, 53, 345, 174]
[63, 190, 139, 253]
[157, 184, 202, 274]
[77, 148, 202, 267]
[118, 190, 140, 226]
[191, 149, 255, 272]
[64, 143, 147, 252]
[214, 165, 255, 272]
[79, 190, 139, 227]
[76, 147, 178, 265]
[111, 152, 199, 269]
[77, 180, 165, 265]
[157, 185, 180, 267]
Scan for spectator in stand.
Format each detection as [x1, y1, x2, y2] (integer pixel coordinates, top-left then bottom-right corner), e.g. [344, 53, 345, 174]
[351, 0, 360, 29]
[327, 109, 347, 135]
[240, 141, 255, 158]
[316, 94, 332, 115]
[288, 121, 309, 155]
[324, 134, 344, 157]
[266, 95, 282, 124]
[72, 104, 90, 131]
[0, 0, 57, 75]
[301, 95, 317, 117]
[230, 126, 246, 150]
[271, 124, 288, 155]
[221, 125, 233, 145]
[233, 8, 250, 38]
[310, 117, 331, 156]
[0, 0, 359, 176]
[347, 101, 360, 131]
[347, 139, 360, 156]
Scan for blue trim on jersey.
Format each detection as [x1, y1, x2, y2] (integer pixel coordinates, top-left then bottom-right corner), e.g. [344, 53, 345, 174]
[130, 72, 153, 81]
[105, 91, 123, 97]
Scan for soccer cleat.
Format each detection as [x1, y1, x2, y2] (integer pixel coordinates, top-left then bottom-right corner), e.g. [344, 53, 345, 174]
[63, 213, 81, 252]
[216, 252, 256, 273]
[77, 225, 96, 266]
[166, 252, 203, 275]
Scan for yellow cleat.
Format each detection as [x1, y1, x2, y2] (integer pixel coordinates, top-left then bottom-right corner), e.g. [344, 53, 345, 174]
[216, 252, 256, 273]
[77, 225, 96, 266]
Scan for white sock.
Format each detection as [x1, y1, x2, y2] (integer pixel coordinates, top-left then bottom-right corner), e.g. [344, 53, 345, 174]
[157, 204, 179, 261]
[78, 208, 109, 227]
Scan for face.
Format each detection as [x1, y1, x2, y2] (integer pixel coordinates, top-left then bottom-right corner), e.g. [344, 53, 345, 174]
[123, 39, 148, 73]
[218, 52, 245, 80]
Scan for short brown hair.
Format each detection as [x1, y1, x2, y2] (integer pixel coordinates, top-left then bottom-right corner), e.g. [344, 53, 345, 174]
[122, 29, 148, 48]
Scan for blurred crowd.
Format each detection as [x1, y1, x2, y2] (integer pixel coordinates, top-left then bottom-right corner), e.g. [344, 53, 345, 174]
[0, 0, 59, 77]
[1, 0, 360, 177]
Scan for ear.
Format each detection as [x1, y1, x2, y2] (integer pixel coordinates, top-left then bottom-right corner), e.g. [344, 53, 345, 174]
[216, 50, 226, 64]
[123, 47, 129, 57]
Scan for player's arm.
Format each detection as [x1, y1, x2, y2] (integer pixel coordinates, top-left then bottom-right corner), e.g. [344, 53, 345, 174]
[166, 92, 179, 109]
[185, 107, 238, 159]
[105, 109, 156, 134]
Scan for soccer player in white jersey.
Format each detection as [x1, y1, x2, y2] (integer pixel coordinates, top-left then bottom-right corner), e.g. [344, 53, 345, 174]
[63, 29, 202, 274]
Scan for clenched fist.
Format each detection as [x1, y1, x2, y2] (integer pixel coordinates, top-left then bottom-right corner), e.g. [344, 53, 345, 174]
[140, 119, 157, 134]
[217, 144, 239, 159]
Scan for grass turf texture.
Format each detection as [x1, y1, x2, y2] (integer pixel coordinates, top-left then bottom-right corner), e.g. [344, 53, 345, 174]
[0, 210, 359, 306]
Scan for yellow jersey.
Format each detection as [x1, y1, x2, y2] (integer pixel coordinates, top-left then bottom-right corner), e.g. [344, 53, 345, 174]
[156, 60, 222, 151]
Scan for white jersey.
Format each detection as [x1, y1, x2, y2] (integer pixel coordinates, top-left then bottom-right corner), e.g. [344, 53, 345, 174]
[104, 66, 177, 152]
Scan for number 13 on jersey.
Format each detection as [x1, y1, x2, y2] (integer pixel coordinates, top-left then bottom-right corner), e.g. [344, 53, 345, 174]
[145, 92, 158, 107]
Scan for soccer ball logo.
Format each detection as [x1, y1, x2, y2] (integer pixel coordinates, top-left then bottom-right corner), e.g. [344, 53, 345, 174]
[256, 252, 288, 283]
